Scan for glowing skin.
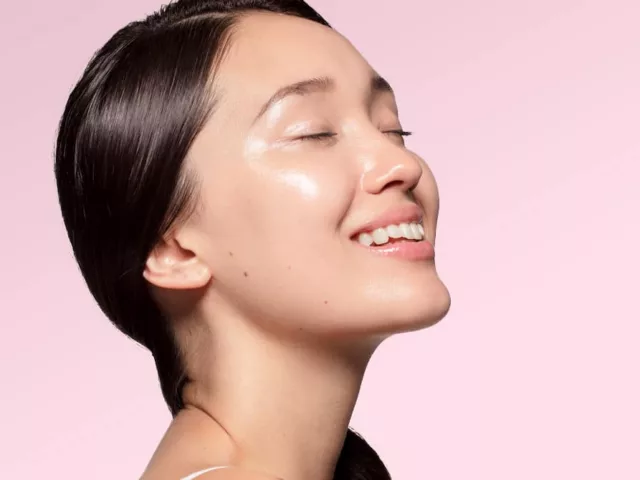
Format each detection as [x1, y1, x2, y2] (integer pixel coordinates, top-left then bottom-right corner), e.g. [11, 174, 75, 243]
[142, 12, 451, 480]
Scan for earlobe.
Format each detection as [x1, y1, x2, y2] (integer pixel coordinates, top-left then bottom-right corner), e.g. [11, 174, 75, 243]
[143, 238, 212, 290]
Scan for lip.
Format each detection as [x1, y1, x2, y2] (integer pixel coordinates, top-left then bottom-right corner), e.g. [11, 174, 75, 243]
[358, 237, 435, 260]
[349, 203, 424, 239]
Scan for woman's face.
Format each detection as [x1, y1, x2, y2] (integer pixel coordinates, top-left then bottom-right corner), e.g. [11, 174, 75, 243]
[183, 12, 451, 339]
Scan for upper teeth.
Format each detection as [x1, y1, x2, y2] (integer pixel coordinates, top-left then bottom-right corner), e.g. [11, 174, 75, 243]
[357, 222, 425, 246]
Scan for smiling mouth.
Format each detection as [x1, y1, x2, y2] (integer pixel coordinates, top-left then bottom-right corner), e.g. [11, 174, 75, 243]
[352, 221, 425, 247]
[349, 221, 435, 261]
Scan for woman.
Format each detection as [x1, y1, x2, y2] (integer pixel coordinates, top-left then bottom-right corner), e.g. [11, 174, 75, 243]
[54, 0, 452, 478]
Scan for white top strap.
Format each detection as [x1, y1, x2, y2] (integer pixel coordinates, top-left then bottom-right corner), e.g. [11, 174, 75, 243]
[181, 466, 232, 480]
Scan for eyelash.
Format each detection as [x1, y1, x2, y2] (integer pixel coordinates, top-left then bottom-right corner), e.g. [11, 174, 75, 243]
[300, 129, 413, 142]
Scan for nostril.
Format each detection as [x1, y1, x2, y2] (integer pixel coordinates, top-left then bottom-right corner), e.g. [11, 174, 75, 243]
[385, 179, 405, 190]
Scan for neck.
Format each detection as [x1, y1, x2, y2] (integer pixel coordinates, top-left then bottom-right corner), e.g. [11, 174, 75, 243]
[180, 309, 381, 480]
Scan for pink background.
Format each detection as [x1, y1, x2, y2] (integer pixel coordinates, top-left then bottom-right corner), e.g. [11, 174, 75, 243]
[1, 0, 639, 478]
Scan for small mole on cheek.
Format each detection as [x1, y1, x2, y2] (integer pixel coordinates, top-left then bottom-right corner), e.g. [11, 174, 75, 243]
[324, 300, 328, 305]
[243, 271, 249, 277]
[287, 265, 291, 270]
[229, 251, 233, 257]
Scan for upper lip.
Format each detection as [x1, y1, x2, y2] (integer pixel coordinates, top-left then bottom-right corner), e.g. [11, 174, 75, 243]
[349, 203, 424, 239]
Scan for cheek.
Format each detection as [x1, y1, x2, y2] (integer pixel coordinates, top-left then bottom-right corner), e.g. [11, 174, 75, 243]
[423, 169, 440, 210]
[195, 161, 358, 332]
[412, 162, 440, 229]
[202, 159, 353, 262]
[245, 155, 354, 232]
[270, 170, 322, 201]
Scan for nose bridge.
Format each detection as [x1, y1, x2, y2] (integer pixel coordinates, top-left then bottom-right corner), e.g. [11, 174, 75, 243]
[357, 132, 423, 195]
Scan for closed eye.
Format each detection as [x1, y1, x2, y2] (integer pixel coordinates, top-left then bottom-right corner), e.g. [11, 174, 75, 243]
[299, 129, 412, 142]
[385, 129, 412, 138]
[299, 132, 338, 141]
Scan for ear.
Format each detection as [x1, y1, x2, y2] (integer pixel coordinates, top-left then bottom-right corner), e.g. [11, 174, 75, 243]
[143, 236, 212, 290]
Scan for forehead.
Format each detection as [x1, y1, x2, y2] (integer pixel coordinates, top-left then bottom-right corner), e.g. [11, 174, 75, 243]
[214, 12, 374, 106]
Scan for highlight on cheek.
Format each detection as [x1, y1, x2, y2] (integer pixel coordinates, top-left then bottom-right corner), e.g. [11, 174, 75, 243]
[274, 171, 319, 199]
[243, 134, 271, 161]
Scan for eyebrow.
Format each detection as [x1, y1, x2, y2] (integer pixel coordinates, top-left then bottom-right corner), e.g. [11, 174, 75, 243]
[252, 73, 394, 124]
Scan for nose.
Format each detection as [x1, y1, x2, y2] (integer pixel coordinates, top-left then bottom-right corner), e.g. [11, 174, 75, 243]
[359, 136, 423, 195]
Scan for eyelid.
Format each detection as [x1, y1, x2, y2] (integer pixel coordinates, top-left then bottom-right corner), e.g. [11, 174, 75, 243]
[283, 120, 318, 136]
[298, 131, 337, 141]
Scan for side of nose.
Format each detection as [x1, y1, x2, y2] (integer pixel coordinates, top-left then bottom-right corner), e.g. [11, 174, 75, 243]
[359, 135, 423, 195]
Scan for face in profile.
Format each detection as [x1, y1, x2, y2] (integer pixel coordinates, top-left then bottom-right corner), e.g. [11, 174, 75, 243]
[149, 12, 451, 342]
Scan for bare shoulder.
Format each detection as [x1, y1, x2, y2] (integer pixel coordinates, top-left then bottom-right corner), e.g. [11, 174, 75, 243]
[195, 469, 283, 480]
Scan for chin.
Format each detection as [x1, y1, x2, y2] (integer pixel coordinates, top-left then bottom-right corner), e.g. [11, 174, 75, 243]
[365, 274, 452, 336]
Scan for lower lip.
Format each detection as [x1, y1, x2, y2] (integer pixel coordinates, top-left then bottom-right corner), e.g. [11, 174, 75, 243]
[354, 238, 435, 260]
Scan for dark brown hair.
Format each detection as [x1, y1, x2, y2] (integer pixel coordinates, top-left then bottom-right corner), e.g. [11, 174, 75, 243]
[54, 1, 391, 478]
